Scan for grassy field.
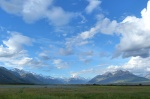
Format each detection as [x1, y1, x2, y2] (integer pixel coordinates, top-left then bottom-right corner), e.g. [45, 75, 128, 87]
[0, 85, 150, 99]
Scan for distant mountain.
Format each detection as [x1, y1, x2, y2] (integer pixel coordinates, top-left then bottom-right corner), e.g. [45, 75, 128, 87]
[11, 68, 63, 84]
[66, 77, 88, 84]
[1, 67, 149, 85]
[89, 70, 149, 84]
[11, 68, 88, 84]
[0, 67, 88, 84]
[34, 75, 63, 84]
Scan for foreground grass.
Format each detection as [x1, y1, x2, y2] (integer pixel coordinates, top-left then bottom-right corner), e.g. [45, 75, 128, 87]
[0, 85, 150, 99]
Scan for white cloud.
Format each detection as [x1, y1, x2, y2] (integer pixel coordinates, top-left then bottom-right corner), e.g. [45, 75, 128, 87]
[114, 0, 150, 58]
[86, 0, 101, 14]
[0, 32, 37, 69]
[8, 57, 33, 69]
[0, 0, 75, 26]
[65, 17, 117, 49]
[68, 0, 150, 58]
[53, 59, 69, 69]
[107, 56, 150, 75]
[22, 0, 52, 23]
[80, 18, 117, 40]
[2, 56, 47, 69]
[0, 0, 24, 15]
[0, 32, 32, 58]
[46, 7, 74, 26]
[0, 31, 46, 69]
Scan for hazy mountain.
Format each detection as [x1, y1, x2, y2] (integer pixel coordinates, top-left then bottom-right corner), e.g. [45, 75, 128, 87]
[11, 68, 87, 84]
[89, 70, 149, 84]
[34, 75, 63, 84]
[66, 77, 88, 84]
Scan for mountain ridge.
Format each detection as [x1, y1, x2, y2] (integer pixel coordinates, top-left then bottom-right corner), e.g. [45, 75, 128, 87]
[0, 67, 150, 84]
[89, 70, 149, 84]
[0, 67, 87, 84]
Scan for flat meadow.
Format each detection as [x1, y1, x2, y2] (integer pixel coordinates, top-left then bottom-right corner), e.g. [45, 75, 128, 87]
[0, 85, 150, 99]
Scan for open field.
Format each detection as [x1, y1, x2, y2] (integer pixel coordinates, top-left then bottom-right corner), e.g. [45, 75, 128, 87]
[0, 85, 150, 99]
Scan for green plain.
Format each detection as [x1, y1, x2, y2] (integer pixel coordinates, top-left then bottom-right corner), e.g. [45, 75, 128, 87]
[0, 85, 150, 99]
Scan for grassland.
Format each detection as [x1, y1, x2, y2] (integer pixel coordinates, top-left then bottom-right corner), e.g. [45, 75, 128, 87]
[0, 85, 150, 99]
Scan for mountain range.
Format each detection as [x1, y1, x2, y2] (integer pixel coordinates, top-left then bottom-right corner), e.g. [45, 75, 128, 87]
[0, 67, 87, 84]
[0, 67, 150, 84]
[89, 70, 150, 84]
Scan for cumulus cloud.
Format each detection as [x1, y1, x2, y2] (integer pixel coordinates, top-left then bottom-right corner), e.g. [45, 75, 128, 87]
[114, 0, 150, 58]
[0, 0, 75, 26]
[0, 32, 32, 58]
[22, 0, 52, 23]
[107, 56, 150, 75]
[3, 57, 47, 69]
[0, 31, 37, 68]
[46, 7, 74, 26]
[86, 0, 101, 14]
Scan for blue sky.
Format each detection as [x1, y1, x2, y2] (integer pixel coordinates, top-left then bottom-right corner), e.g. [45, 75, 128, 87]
[0, 0, 150, 78]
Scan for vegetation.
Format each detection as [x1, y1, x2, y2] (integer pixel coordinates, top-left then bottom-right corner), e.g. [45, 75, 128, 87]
[0, 85, 150, 99]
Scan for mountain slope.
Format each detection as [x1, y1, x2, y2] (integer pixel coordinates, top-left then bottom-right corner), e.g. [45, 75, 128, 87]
[89, 70, 149, 84]
[0, 67, 25, 84]
[11, 68, 63, 84]
[0, 67, 64, 84]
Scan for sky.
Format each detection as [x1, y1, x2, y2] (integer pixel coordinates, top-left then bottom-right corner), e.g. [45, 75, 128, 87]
[0, 0, 150, 78]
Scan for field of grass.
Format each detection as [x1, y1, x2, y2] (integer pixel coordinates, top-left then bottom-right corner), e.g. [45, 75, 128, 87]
[0, 85, 150, 99]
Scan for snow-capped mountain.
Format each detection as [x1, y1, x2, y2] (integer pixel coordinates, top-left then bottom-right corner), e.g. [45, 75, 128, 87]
[0, 67, 150, 85]
[11, 68, 63, 84]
